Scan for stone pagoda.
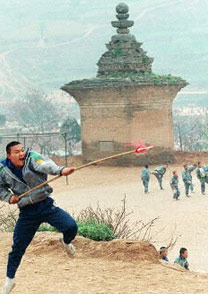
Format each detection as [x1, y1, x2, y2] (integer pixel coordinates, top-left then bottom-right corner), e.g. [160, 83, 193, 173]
[61, 3, 187, 164]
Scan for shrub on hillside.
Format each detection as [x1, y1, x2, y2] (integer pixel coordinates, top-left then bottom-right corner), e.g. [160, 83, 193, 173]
[77, 221, 115, 241]
[0, 196, 160, 243]
[0, 206, 18, 232]
[0, 206, 115, 241]
[75, 195, 158, 241]
[37, 224, 57, 232]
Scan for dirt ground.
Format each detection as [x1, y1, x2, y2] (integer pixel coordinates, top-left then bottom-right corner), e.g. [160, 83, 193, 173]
[1, 161, 208, 293]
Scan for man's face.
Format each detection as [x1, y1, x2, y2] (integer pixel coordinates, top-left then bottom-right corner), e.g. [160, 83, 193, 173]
[182, 250, 188, 259]
[161, 250, 168, 257]
[7, 144, 26, 168]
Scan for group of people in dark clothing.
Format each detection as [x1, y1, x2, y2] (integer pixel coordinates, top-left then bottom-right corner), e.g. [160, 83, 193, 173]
[141, 162, 208, 199]
[141, 165, 167, 193]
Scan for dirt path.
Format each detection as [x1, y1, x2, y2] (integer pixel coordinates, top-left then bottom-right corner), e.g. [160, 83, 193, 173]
[1, 164, 208, 293]
[52, 164, 208, 273]
[0, 233, 208, 294]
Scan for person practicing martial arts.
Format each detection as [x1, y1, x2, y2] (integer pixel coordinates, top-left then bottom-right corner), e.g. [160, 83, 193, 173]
[0, 141, 78, 294]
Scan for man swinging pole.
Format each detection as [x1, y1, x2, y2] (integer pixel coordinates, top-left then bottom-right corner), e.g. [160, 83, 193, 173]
[0, 142, 78, 294]
[0, 141, 153, 294]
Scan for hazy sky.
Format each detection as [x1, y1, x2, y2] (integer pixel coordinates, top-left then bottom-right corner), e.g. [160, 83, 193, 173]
[0, 0, 208, 104]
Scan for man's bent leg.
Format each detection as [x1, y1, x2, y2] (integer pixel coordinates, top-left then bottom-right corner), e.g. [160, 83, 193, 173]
[44, 205, 78, 244]
[154, 174, 161, 189]
[44, 205, 77, 256]
[7, 214, 40, 279]
[159, 177, 163, 190]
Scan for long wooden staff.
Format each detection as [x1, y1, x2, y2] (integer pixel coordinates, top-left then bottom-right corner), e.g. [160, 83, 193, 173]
[18, 145, 153, 200]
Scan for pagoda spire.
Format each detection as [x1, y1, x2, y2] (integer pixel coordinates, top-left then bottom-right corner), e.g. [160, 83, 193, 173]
[97, 3, 153, 76]
[111, 2, 134, 34]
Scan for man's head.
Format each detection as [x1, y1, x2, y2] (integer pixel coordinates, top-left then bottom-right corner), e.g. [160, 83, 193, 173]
[180, 247, 188, 259]
[183, 164, 188, 170]
[159, 246, 168, 258]
[173, 170, 178, 177]
[198, 161, 202, 168]
[6, 141, 26, 168]
[145, 164, 149, 169]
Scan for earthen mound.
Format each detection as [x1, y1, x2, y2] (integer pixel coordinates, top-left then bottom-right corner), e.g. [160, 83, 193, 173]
[29, 233, 159, 263]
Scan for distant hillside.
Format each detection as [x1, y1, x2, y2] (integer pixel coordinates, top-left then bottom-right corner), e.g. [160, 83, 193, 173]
[0, 0, 208, 110]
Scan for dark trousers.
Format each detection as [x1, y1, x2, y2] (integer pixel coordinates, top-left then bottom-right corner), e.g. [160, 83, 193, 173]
[7, 197, 77, 279]
[184, 183, 190, 196]
[154, 173, 163, 189]
[142, 179, 149, 193]
[190, 176, 194, 192]
[170, 184, 180, 199]
[201, 182, 205, 193]
[173, 187, 180, 199]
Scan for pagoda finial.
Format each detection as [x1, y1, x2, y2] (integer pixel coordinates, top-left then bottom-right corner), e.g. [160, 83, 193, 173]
[97, 3, 154, 76]
[111, 3, 134, 34]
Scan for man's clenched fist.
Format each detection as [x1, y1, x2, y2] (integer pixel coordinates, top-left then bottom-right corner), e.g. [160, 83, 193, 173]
[61, 167, 75, 176]
[9, 195, 19, 204]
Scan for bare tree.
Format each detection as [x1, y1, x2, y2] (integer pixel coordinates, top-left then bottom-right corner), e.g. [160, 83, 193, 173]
[61, 117, 81, 155]
[13, 88, 60, 133]
[173, 110, 206, 151]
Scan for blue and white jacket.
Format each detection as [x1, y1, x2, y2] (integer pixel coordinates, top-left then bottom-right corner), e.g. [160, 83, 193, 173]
[0, 151, 63, 208]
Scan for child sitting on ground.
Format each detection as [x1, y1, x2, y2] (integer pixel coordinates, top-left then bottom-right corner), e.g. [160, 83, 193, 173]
[159, 246, 169, 262]
[174, 247, 189, 270]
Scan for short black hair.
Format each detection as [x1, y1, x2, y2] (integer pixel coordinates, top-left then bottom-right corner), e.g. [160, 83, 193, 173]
[159, 246, 167, 253]
[145, 164, 149, 168]
[180, 247, 187, 256]
[6, 141, 21, 154]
